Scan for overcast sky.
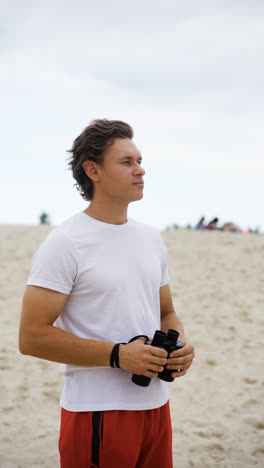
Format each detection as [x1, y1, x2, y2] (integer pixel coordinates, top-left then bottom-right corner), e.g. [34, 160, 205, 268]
[1, 0, 263, 231]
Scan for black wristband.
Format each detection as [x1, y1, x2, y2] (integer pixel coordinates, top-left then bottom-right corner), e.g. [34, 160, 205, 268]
[128, 335, 149, 344]
[110, 344, 119, 368]
[110, 343, 126, 368]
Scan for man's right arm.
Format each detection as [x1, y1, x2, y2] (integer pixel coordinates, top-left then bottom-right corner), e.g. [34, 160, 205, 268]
[19, 286, 167, 377]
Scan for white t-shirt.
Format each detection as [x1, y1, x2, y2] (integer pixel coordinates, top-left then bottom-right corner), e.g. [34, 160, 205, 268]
[27, 212, 170, 411]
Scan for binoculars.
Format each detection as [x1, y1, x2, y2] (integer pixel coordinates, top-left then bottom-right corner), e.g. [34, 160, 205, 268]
[132, 329, 185, 387]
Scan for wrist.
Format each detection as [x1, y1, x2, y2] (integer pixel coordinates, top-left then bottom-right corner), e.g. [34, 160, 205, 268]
[118, 343, 128, 370]
[110, 342, 126, 368]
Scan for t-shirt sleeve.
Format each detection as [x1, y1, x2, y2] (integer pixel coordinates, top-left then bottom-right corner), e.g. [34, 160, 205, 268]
[27, 229, 78, 295]
[160, 235, 169, 287]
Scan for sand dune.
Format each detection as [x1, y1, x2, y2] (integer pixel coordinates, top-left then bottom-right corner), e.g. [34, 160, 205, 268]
[1, 225, 263, 467]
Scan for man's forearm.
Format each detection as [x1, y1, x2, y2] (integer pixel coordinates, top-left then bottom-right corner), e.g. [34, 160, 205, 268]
[19, 324, 169, 378]
[160, 311, 185, 341]
[19, 324, 114, 367]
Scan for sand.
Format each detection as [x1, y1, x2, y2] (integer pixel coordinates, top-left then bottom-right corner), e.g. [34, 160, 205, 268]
[1, 225, 263, 467]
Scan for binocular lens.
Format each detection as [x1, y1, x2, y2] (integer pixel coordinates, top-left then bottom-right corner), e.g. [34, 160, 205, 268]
[151, 330, 166, 346]
[167, 329, 179, 341]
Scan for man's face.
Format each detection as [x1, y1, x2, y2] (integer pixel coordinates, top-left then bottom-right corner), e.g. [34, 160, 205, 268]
[96, 138, 145, 204]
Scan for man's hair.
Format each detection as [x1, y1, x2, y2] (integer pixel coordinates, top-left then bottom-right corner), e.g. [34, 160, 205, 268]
[68, 119, 134, 201]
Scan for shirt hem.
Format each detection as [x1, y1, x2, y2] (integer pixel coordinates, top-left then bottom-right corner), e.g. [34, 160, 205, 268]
[60, 396, 169, 412]
[27, 279, 71, 295]
[160, 280, 169, 287]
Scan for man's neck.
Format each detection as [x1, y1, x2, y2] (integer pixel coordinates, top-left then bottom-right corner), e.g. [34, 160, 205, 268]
[84, 201, 128, 225]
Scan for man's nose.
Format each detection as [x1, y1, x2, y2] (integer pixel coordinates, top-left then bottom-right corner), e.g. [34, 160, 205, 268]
[134, 164, 145, 176]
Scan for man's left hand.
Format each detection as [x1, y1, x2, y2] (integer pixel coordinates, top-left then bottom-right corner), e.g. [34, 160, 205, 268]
[166, 342, 195, 378]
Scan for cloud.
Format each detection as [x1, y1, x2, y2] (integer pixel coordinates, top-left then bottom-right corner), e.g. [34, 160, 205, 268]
[2, 1, 263, 116]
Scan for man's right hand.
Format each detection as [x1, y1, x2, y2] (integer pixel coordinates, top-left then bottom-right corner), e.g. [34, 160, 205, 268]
[118, 338, 168, 378]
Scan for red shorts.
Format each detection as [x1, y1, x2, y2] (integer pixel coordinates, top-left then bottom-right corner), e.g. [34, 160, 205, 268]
[59, 401, 173, 468]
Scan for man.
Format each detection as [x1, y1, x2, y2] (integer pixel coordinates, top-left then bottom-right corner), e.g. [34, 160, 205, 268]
[19, 119, 195, 468]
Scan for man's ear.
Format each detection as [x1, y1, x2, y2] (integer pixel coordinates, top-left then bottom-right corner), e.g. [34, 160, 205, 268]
[82, 160, 100, 182]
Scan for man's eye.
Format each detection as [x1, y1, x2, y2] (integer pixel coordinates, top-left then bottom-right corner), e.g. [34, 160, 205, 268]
[122, 160, 142, 165]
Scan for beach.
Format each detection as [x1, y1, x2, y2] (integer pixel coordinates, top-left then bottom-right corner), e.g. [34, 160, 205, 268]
[1, 225, 263, 467]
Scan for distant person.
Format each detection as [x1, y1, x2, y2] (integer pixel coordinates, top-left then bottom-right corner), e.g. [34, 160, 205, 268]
[222, 222, 241, 233]
[206, 217, 219, 230]
[196, 216, 206, 230]
[19, 119, 195, 468]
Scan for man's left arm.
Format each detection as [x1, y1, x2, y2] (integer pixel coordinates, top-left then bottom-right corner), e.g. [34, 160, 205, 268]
[160, 284, 195, 378]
